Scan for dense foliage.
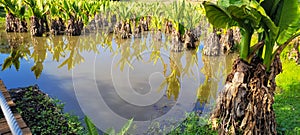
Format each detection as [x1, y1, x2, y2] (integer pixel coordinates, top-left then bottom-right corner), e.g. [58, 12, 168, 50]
[9, 85, 85, 134]
[0, 0, 205, 37]
[203, 0, 300, 70]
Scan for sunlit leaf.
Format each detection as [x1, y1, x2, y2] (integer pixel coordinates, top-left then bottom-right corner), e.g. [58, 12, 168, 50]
[203, 2, 237, 29]
[117, 118, 133, 135]
[275, 0, 300, 44]
[2, 57, 13, 71]
[105, 128, 115, 135]
[84, 116, 98, 135]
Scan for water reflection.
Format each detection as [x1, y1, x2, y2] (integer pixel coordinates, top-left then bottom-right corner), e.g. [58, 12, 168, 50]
[194, 53, 236, 116]
[0, 31, 237, 132]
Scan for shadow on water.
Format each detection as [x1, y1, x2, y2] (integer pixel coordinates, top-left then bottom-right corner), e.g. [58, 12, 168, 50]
[0, 31, 237, 132]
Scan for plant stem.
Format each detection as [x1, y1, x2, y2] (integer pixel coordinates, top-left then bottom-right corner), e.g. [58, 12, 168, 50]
[240, 28, 253, 61]
[263, 41, 273, 71]
[247, 40, 265, 60]
[257, 33, 264, 58]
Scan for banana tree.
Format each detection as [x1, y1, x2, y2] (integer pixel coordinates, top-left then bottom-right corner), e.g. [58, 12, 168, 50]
[203, 0, 300, 134]
[164, 0, 186, 52]
[112, 2, 134, 39]
[182, 3, 203, 49]
[49, 0, 66, 35]
[95, 0, 111, 31]
[164, 0, 186, 36]
[25, 0, 49, 36]
[0, 0, 27, 32]
[80, 0, 101, 33]
[148, 2, 164, 40]
[59, 0, 83, 36]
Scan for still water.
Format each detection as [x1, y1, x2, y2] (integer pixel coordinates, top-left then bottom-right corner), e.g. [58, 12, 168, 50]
[0, 31, 236, 133]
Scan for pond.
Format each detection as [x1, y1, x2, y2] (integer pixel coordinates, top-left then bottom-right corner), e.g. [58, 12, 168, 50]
[0, 31, 236, 133]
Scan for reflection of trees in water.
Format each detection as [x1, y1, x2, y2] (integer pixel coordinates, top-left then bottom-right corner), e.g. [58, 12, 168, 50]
[30, 37, 47, 78]
[1, 32, 201, 99]
[1, 33, 30, 71]
[159, 52, 183, 100]
[0, 33, 10, 54]
[1, 33, 107, 78]
[158, 50, 199, 100]
[113, 36, 200, 101]
[197, 54, 237, 104]
[183, 50, 198, 78]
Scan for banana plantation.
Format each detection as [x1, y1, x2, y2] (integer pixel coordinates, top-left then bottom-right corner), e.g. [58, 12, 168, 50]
[0, 0, 299, 135]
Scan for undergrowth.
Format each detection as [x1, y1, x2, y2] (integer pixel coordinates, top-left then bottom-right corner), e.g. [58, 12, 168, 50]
[274, 47, 300, 135]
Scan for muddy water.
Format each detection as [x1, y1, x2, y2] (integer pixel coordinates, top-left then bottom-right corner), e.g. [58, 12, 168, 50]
[0, 31, 237, 133]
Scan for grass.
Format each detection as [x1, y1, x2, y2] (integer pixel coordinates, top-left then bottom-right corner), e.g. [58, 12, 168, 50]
[274, 51, 300, 135]
[168, 113, 217, 135]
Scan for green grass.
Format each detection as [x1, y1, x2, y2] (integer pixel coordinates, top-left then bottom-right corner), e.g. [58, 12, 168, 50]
[168, 113, 217, 135]
[274, 56, 300, 135]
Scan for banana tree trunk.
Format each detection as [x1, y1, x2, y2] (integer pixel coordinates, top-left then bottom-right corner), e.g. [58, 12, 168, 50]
[30, 16, 43, 36]
[170, 30, 183, 52]
[18, 18, 28, 32]
[5, 12, 18, 32]
[183, 30, 196, 49]
[50, 18, 66, 35]
[211, 56, 282, 135]
[165, 21, 173, 34]
[220, 29, 234, 53]
[203, 29, 220, 56]
[116, 21, 131, 39]
[66, 16, 83, 36]
[43, 16, 49, 33]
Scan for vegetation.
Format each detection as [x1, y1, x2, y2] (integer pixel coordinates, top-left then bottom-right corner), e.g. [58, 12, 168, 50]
[203, 0, 300, 134]
[9, 85, 85, 134]
[273, 48, 300, 135]
[1, 0, 299, 134]
[169, 113, 217, 135]
[0, 0, 206, 52]
[0, 6, 5, 17]
[0, 0, 28, 32]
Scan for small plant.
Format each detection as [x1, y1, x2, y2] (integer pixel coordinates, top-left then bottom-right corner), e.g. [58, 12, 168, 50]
[105, 118, 133, 135]
[84, 115, 133, 135]
[9, 85, 85, 134]
[84, 116, 98, 135]
[168, 113, 217, 135]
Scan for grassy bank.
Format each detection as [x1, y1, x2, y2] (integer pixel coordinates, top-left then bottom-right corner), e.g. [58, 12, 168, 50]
[168, 113, 217, 135]
[9, 85, 85, 134]
[274, 58, 300, 135]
